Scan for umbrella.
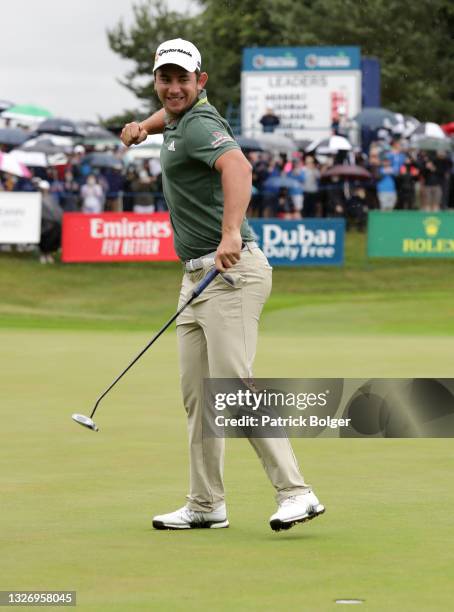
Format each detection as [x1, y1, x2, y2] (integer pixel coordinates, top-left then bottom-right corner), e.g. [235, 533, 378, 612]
[0, 151, 32, 177]
[352, 107, 398, 130]
[410, 122, 446, 140]
[306, 135, 352, 154]
[441, 122, 454, 136]
[0, 100, 14, 112]
[10, 150, 48, 167]
[21, 135, 73, 154]
[81, 152, 123, 170]
[411, 137, 452, 152]
[235, 136, 265, 152]
[255, 133, 298, 154]
[0, 127, 30, 147]
[321, 165, 372, 180]
[403, 115, 420, 138]
[2, 104, 53, 125]
[37, 117, 85, 137]
[263, 175, 303, 192]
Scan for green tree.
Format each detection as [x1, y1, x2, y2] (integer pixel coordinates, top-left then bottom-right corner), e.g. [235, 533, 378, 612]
[107, 0, 454, 123]
[107, 0, 196, 114]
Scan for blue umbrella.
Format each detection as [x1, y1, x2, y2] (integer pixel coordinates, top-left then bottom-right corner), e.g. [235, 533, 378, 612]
[264, 175, 303, 194]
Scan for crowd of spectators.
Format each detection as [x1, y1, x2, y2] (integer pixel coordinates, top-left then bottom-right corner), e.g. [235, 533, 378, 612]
[0, 145, 166, 214]
[246, 139, 453, 230]
[1, 133, 453, 231]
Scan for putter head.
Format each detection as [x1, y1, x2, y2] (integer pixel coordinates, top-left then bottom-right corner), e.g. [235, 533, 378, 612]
[72, 413, 99, 432]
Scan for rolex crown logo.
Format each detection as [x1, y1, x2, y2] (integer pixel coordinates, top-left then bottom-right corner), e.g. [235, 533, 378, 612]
[423, 216, 441, 238]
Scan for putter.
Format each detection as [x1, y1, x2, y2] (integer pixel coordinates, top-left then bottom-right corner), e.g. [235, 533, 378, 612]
[72, 267, 233, 432]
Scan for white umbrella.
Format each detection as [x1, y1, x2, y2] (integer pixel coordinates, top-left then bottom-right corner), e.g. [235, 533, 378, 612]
[0, 151, 32, 177]
[411, 122, 447, 140]
[9, 150, 49, 167]
[306, 135, 352, 154]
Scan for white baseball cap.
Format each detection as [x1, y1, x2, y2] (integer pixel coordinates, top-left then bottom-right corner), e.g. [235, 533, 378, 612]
[153, 38, 202, 73]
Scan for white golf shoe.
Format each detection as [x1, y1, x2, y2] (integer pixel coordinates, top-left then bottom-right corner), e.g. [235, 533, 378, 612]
[269, 491, 325, 532]
[152, 503, 229, 530]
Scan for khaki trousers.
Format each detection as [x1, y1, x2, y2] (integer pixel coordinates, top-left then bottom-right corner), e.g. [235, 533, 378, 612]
[176, 246, 310, 512]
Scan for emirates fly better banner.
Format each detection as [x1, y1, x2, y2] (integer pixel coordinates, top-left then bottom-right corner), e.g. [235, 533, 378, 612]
[62, 212, 179, 262]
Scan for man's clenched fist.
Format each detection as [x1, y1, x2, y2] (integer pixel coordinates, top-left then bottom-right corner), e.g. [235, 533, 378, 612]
[120, 122, 148, 147]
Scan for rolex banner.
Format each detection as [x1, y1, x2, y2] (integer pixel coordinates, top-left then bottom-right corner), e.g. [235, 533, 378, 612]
[368, 211, 454, 258]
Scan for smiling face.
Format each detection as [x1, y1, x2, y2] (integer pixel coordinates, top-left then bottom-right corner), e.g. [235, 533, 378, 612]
[154, 64, 208, 117]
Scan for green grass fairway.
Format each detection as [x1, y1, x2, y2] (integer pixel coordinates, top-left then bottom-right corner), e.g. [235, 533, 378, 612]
[1, 233, 454, 610]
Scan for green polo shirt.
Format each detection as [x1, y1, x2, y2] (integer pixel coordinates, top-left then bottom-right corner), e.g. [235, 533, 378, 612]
[160, 90, 254, 261]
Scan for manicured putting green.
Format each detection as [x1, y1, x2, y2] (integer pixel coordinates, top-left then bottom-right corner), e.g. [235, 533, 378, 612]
[1, 329, 453, 611]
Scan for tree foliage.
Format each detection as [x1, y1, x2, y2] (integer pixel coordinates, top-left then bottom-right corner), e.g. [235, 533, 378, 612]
[107, 0, 454, 122]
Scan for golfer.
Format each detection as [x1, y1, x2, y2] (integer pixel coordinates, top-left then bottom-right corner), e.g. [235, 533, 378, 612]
[121, 38, 324, 531]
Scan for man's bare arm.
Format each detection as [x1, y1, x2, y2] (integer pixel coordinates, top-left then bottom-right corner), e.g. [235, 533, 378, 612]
[120, 108, 166, 147]
[214, 148, 252, 271]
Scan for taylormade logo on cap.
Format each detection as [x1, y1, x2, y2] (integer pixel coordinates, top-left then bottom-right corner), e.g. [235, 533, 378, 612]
[153, 38, 202, 73]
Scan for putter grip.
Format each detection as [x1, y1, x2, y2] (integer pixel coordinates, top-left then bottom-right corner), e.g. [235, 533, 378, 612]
[192, 267, 219, 297]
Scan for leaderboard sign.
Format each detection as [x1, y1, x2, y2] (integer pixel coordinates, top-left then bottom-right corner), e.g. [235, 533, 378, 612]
[62, 212, 178, 262]
[368, 211, 454, 258]
[242, 46, 361, 141]
[249, 219, 345, 266]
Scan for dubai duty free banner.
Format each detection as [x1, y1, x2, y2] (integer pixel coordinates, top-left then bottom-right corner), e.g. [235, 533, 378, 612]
[368, 211, 454, 258]
[203, 379, 454, 438]
[248, 218, 345, 266]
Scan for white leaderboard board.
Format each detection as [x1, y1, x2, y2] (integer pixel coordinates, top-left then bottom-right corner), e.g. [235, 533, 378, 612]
[241, 47, 361, 141]
[0, 192, 42, 244]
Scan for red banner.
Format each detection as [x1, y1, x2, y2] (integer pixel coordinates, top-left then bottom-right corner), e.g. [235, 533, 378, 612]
[62, 212, 179, 263]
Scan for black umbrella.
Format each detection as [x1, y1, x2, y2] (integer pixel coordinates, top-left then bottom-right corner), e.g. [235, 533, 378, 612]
[37, 117, 85, 137]
[20, 138, 70, 155]
[81, 152, 123, 170]
[321, 165, 372, 180]
[0, 127, 30, 147]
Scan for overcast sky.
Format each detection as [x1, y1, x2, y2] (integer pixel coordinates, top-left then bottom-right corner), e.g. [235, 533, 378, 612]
[0, 0, 198, 122]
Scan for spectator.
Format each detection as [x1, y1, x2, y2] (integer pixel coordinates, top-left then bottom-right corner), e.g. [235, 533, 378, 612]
[396, 156, 419, 209]
[345, 186, 368, 231]
[123, 167, 137, 212]
[388, 139, 406, 176]
[435, 151, 452, 210]
[38, 180, 62, 264]
[81, 174, 105, 213]
[302, 156, 320, 217]
[420, 154, 443, 212]
[377, 157, 397, 211]
[131, 169, 155, 213]
[61, 170, 80, 211]
[287, 158, 305, 217]
[103, 167, 125, 211]
[259, 108, 280, 133]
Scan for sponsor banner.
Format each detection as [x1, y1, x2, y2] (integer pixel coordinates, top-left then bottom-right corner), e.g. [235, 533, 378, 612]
[243, 46, 361, 72]
[248, 218, 344, 266]
[0, 192, 42, 244]
[203, 378, 454, 438]
[368, 211, 454, 258]
[62, 212, 179, 263]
